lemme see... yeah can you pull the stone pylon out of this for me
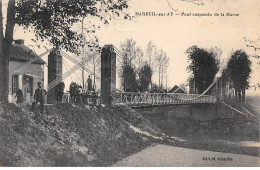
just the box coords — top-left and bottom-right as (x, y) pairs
(101, 45), (116, 106)
(47, 47), (62, 104)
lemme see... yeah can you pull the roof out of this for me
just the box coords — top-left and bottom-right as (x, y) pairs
(9, 44), (46, 64)
(168, 85), (185, 93)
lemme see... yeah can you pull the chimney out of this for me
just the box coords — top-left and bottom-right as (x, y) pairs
(14, 39), (24, 45)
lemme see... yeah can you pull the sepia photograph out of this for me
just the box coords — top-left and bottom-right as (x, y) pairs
(0, 0), (260, 167)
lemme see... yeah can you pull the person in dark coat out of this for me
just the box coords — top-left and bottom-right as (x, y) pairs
(87, 75), (93, 91)
(55, 82), (65, 103)
(15, 88), (23, 106)
(69, 82), (78, 103)
(34, 82), (47, 114)
(92, 91), (98, 105)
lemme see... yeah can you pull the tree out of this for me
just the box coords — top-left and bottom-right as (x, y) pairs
(160, 52), (169, 88)
(0, 0), (130, 103)
(179, 83), (188, 93)
(227, 50), (251, 102)
(186, 45), (220, 94)
(119, 38), (143, 91)
(144, 41), (157, 89)
(155, 49), (164, 88)
(145, 41), (156, 67)
(154, 49), (169, 89)
(135, 47), (144, 71)
(0, 0), (15, 103)
(122, 64), (138, 92)
(120, 38), (143, 68)
(84, 51), (100, 91)
(243, 37), (260, 90)
(139, 63), (152, 92)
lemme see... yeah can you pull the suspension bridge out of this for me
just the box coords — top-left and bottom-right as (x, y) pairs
(10, 43), (223, 107)
(56, 44), (219, 106)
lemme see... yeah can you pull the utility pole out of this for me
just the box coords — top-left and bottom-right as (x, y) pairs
(93, 54), (96, 91)
(81, 18), (85, 89)
(192, 65), (196, 94)
(166, 75), (168, 92)
(194, 65), (196, 94)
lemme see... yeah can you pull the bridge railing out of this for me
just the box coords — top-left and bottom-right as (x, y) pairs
(115, 92), (217, 105)
(61, 92), (217, 105)
(62, 93), (70, 103)
(61, 92), (101, 104)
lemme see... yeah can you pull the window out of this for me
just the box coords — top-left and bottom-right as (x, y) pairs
(12, 75), (18, 94)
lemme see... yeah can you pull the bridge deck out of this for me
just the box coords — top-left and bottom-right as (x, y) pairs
(61, 92), (217, 106)
(115, 92), (217, 105)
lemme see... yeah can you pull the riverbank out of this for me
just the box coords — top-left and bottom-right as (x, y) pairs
(1, 101), (259, 166)
(0, 103), (162, 166)
(138, 102), (260, 157)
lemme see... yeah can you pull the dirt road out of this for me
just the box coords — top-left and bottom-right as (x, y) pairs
(113, 144), (260, 167)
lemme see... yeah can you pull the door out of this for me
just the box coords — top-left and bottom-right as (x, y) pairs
(24, 75), (33, 102)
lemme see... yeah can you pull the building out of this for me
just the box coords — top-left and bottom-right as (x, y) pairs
(188, 75), (235, 101)
(213, 76), (235, 101)
(9, 39), (45, 103)
(168, 85), (186, 93)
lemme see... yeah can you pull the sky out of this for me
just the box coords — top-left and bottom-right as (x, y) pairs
(4, 0), (260, 94)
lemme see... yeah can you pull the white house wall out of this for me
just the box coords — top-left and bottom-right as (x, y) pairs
(9, 61), (44, 103)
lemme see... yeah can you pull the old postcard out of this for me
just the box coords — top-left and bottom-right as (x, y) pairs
(0, 0), (259, 167)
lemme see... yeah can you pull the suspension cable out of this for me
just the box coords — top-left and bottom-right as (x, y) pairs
(62, 58), (74, 82)
(46, 51), (99, 91)
(112, 45), (219, 101)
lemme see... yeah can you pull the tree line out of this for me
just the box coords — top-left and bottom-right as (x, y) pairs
(186, 45), (251, 102)
(119, 39), (169, 92)
(119, 40), (252, 103)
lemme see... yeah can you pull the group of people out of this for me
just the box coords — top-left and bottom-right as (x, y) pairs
(69, 81), (99, 104)
(15, 82), (47, 114)
(14, 77), (98, 113)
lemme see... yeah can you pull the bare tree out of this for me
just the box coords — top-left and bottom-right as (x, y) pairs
(135, 47), (144, 71)
(161, 52), (169, 89)
(243, 37), (260, 90)
(120, 38), (143, 68)
(85, 51), (100, 91)
(154, 49), (169, 89)
(145, 41), (156, 67)
(155, 49), (164, 88)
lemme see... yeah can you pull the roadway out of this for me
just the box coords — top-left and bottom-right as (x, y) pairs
(113, 144), (260, 167)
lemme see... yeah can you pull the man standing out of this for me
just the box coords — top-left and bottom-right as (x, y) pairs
(87, 75), (93, 91)
(34, 82), (47, 114)
(55, 82), (65, 103)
